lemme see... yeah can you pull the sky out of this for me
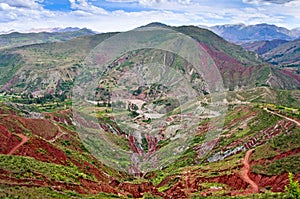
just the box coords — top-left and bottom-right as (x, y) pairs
(0, 0), (299, 33)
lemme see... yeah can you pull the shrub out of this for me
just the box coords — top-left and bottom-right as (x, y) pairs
(285, 172), (300, 199)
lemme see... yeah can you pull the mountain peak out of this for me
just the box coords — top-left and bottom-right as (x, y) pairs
(50, 27), (81, 33)
(208, 23), (300, 43)
(141, 22), (168, 28)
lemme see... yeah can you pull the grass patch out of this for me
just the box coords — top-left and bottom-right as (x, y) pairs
(252, 128), (300, 161)
(252, 153), (300, 176)
(0, 185), (123, 199)
(0, 155), (94, 183)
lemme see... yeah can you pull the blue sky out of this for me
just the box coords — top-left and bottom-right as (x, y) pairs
(0, 0), (299, 33)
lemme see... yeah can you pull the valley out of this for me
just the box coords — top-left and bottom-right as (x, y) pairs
(0, 23), (299, 199)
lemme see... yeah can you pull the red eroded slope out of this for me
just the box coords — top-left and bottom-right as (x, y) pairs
(198, 42), (271, 90)
(0, 124), (20, 154)
(281, 69), (300, 83)
(7, 134), (29, 155)
(17, 117), (59, 140)
(249, 148), (300, 192)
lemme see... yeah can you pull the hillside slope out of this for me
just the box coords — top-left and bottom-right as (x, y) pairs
(0, 23), (300, 199)
(242, 39), (288, 55)
(262, 39), (300, 67)
(175, 26), (299, 90)
(0, 96), (299, 198)
(0, 32), (117, 95)
(0, 28), (96, 50)
(1, 24), (299, 99)
(209, 23), (299, 43)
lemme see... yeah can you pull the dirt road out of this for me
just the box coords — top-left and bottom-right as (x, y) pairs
(48, 132), (66, 143)
(241, 149), (259, 193)
(264, 108), (300, 127)
(8, 134), (29, 155)
(48, 123), (66, 143)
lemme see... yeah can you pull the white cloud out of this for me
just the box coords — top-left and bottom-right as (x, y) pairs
(0, 0), (43, 9)
(0, 3), (12, 11)
(243, 0), (295, 4)
(69, 0), (108, 14)
(272, 0), (300, 20)
(0, 2), (45, 23)
(106, 0), (137, 2)
(106, 0), (191, 6)
(178, 0), (190, 5)
(137, 0), (193, 7)
(0, 0), (299, 33)
(138, 0), (167, 6)
(241, 0), (300, 27)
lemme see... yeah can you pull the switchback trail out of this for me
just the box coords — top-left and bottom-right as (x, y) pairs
(263, 108), (300, 127)
(48, 132), (66, 143)
(8, 134), (29, 155)
(241, 149), (259, 193)
(48, 123), (66, 143)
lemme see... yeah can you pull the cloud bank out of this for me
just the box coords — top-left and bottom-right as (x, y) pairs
(0, 0), (298, 33)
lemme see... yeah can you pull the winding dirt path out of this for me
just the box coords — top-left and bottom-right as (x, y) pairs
(48, 132), (66, 143)
(8, 134), (29, 155)
(264, 108), (300, 127)
(241, 149), (259, 193)
(48, 123), (66, 143)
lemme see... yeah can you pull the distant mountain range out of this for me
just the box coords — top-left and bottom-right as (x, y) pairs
(202, 23), (300, 43)
(1, 23), (299, 99)
(200, 23), (300, 67)
(240, 38), (300, 68)
(0, 28), (96, 49)
(260, 39), (300, 67)
(47, 27), (82, 33)
(0, 27), (94, 34)
(242, 39), (288, 55)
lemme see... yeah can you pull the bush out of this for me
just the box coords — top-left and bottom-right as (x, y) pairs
(285, 172), (300, 199)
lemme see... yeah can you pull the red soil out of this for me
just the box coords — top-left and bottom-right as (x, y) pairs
(249, 148), (300, 192)
(118, 182), (165, 198)
(17, 117), (59, 140)
(198, 42), (257, 88)
(1, 107), (299, 198)
(1, 114), (61, 140)
(281, 69), (300, 83)
(7, 134), (29, 155)
(79, 178), (118, 195)
(0, 124), (19, 154)
(240, 149), (259, 194)
(14, 137), (70, 165)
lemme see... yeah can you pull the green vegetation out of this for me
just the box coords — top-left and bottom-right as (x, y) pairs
(0, 155), (95, 183)
(0, 29), (95, 50)
(285, 172), (300, 199)
(190, 192), (290, 198)
(252, 154), (300, 176)
(157, 177), (180, 192)
(252, 128), (300, 161)
(0, 185), (123, 199)
(0, 51), (24, 87)
(275, 90), (300, 108)
(142, 193), (164, 199)
(248, 108), (280, 132)
(175, 26), (261, 66)
(263, 39), (300, 68)
(0, 25), (300, 199)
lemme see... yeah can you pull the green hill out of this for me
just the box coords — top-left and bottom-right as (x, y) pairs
(1, 24), (299, 99)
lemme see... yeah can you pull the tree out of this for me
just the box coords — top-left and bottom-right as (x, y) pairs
(285, 172), (300, 199)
